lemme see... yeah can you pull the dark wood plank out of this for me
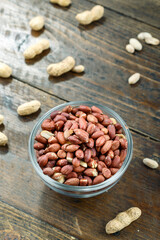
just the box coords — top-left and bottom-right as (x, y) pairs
(0, 79), (159, 239)
(0, 201), (78, 240)
(90, 0), (160, 28)
(0, 0), (160, 139)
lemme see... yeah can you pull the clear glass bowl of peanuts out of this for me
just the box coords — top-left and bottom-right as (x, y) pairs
(29, 101), (133, 198)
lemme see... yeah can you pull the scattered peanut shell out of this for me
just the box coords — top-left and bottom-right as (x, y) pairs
(105, 207), (141, 234)
(76, 5), (104, 25)
(40, 130), (54, 139)
(17, 100), (41, 116)
(29, 16), (45, 31)
(143, 158), (159, 169)
(128, 73), (140, 85)
(0, 132), (8, 146)
(126, 44), (135, 53)
(0, 114), (4, 125)
(0, 62), (12, 78)
(137, 32), (152, 40)
(129, 38), (142, 51)
(47, 56), (75, 76)
(72, 65), (85, 73)
(50, 0), (71, 7)
(145, 37), (159, 46)
(23, 39), (50, 59)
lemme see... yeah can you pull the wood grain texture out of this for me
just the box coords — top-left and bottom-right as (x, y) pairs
(0, 77), (159, 239)
(0, 0), (160, 139)
(0, 201), (78, 240)
(90, 0), (160, 28)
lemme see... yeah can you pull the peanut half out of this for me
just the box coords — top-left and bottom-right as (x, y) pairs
(128, 73), (140, 85)
(29, 16), (45, 31)
(143, 158), (159, 169)
(50, 0), (71, 7)
(17, 100), (41, 116)
(76, 5), (104, 25)
(105, 207), (142, 234)
(125, 44), (135, 54)
(0, 62), (12, 78)
(72, 65), (85, 73)
(129, 38), (142, 51)
(0, 114), (4, 125)
(0, 132), (8, 146)
(23, 39), (50, 59)
(47, 56), (75, 76)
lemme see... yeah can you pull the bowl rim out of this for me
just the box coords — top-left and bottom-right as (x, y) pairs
(29, 101), (133, 192)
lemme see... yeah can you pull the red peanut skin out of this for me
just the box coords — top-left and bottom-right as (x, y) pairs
(79, 179), (88, 186)
(75, 149), (84, 159)
(73, 166), (85, 173)
(84, 149), (92, 163)
(84, 176), (92, 185)
(87, 114), (98, 124)
(61, 112), (70, 118)
(66, 144), (80, 152)
(62, 105), (72, 113)
(97, 161), (106, 172)
(84, 168), (98, 177)
(78, 105), (91, 113)
(61, 165), (73, 175)
(43, 167), (54, 176)
(111, 140), (120, 151)
(88, 159), (97, 168)
(91, 148), (96, 158)
(102, 168), (111, 179)
(71, 107), (79, 114)
(39, 155), (48, 168)
(55, 120), (64, 130)
(115, 123), (122, 130)
(72, 157), (80, 167)
(54, 114), (67, 123)
(101, 127), (109, 134)
(41, 119), (55, 131)
(110, 168), (119, 175)
(64, 178), (80, 186)
(120, 149), (127, 162)
(93, 175), (105, 185)
(57, 150), (66, 159)
(64, 120), (72, 131)
(48, 136), (58, 144)
(108, 125), (116, 139)
(68, 114), (77, 120)
(104, 156), (112, 167)
(57, 132), (66, 145)
(107, 149), (114, 159)
(35, 134), (47, 144)
(91, 131), (104, 139)
(87, 124), (96, 135)
(34, 142), (45, 150)
(102, 118), (112, 127)
(99, 155), (105, 161)
(111, 156), (121, 168)
(79, 117), (87, 130)
(46, 160), (56, 168)
(45, 143), (61, 153)
(74, 129), (89, 143)
(101, 140), (113, 154)
(52, 166), (61, 174)
(38, 149), (45, 156)
(91, 106), (103, 114)
(56, 159), (68, 166)
(114, 149), (120, 156)
(86, 138), (94, 148)
(92, 112), (104, 122)
(119, 138), (128, 149)
(68, 135), (82, 145)
(46, 152), (58, 160)
(96, 136), (106, 147)
(66, 172), (78, 179)
(50, 111), (61, 119)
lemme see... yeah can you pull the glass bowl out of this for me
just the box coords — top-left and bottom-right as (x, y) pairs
(29, 101), (133, 198)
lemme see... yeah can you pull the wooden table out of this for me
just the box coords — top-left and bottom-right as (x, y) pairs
(0, 0), (159, 239)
